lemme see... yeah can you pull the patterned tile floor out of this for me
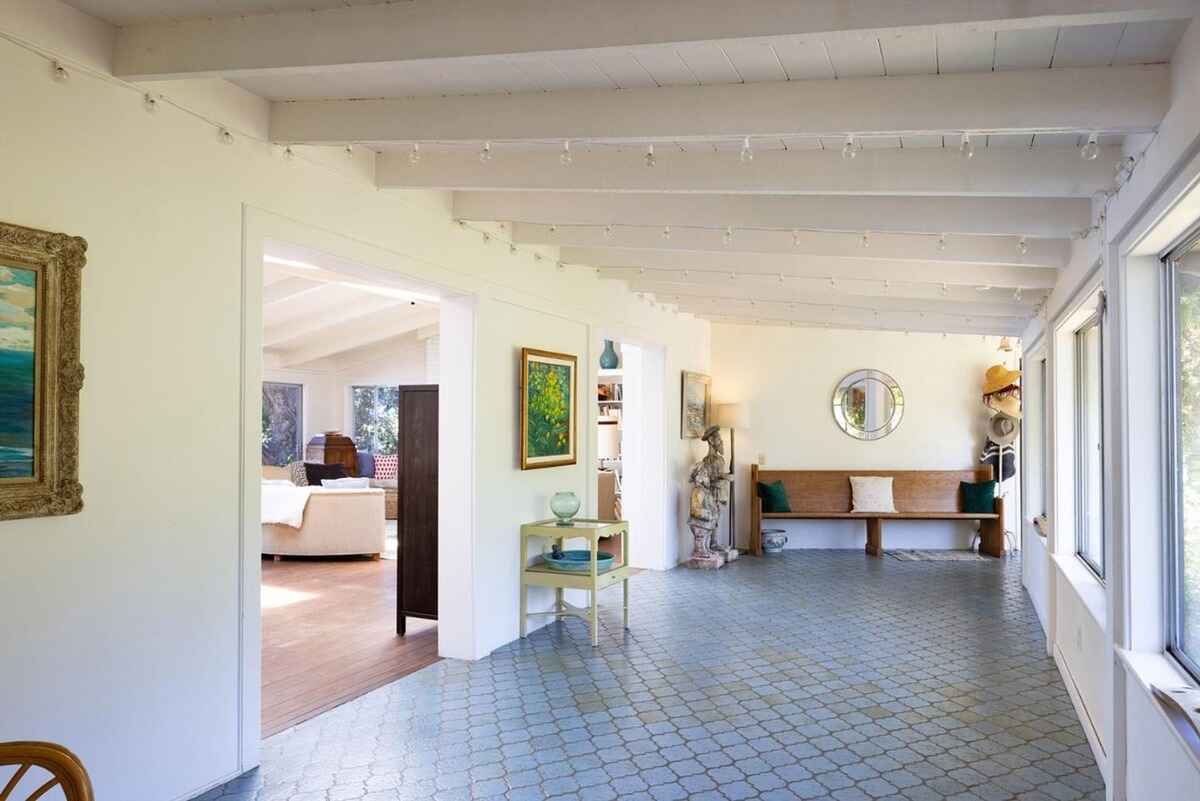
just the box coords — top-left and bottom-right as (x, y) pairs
(199, 551), (1105, 801)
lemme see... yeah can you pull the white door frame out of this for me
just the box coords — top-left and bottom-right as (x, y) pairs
(238, 207), (478, 772)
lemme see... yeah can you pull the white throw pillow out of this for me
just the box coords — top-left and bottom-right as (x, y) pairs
(850, 476), (897, 513)
(261, 479), (295, 486)
(321, 477), (371, 489)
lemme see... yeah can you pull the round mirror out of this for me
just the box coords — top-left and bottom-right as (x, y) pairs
(832, 369), (904, 441)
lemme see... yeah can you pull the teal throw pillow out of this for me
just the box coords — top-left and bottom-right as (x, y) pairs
(961, 480), (997, 513)
(757, 480), (792, 513)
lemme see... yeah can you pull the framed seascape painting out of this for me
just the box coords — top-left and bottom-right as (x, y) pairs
(681, 371), (712, 439)
(0, 221), (85, 521)
(520, 348), (577, 470)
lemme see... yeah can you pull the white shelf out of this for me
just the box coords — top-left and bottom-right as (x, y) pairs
(598, 369), (623, 383)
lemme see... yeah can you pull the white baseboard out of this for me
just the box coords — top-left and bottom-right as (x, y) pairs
(1054, 644), (1111, 786)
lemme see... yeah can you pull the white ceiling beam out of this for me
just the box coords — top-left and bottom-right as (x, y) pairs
(584, 255), (1057, 290)
(113, 0), (1194, 80)
(273, 65), (1166, 145)
(276, 307), (439, 368)
(379, 145), (1119, 198)
(626, 280), (1035, 317)
(512, 224), (1070, 268)
(262, 276), (324, 305)
(698, 311), (1027, 337)
(263, 296), (405, 348)
(456, 193), (1092, 238)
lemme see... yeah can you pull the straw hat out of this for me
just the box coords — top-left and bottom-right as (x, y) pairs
(987, 413), (1020, 446)
(982, 364), (1021, 396)
(985, 393), (1022, 420)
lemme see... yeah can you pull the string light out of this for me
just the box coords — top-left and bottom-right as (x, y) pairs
(645, 144), (656, 168)
(661, 224), (670, 240)
(479, 141), (493, 162)
(560, 140), (573, 166)
(722, 226), (734, 247)
(603, 224), (613, 239)
(548, 224), (557, 234)
(829, 276), (837, 289)
(940, 282), (949, 296)
(792, 230), (801, 248)
(143, 93), (159, 112)
(740, 136), (754, 163)
(682, 270), (690, 280)
(958, 133), (974, 160)
(219, 128), (235, 145)
(51, 61), (68, 81)
(282, 146), (296, 161)
(1014, 286), (1023, 301)
(841, 135), (859, 160)
(1080, 133), (1100, 161)
(778, 273), (785, 284)
(556, 261), (565, 272)
(937, 234), (947, 252)
(509, 244), (518, 256)
(860, 231), (870, 249)
(1017, 236), (1029, 257)
(344, 144), (354, 159)
(408, 143), (421, 165)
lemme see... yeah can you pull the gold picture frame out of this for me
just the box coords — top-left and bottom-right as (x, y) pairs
(681, 371), (712, 439)
(519, 347), (578, 470)
(0, 221), (85, 521)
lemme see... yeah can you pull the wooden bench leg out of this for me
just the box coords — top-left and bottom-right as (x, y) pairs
(979, 519), (1005, 557)
(865, 517), (883, 557)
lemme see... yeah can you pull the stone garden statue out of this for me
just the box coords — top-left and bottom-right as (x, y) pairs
(688, 425), (731, 569)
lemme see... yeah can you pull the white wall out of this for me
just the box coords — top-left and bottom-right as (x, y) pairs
(712, 325), (1018, 550)
(0, 18), (708, 801)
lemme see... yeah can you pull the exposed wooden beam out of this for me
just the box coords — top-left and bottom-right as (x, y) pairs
(273, 65), (1166, 144)
(264, 296), (404, 348)
(699, 312), (1027, 336)
(113, 0), (1193, 80)
(627, 280), (1034, 317)
(276, 307), (439, 367)
(585, 254), (1057, 290)
(456, 193), (1093, 238)
(262, 276), (324, 305)
(378, 144), (1119, 197)
(513, 223), (1071, 268)
(620, 276), (1044, 306)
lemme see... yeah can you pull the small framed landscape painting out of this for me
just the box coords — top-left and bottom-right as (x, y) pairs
(520, 347), (577, 470)
(0, 221), (85, 521)
(681, 371), (711, 439)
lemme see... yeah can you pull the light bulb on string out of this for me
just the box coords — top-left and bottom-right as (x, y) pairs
(722, 226), (734, 247)
(556, 261), (565, 272)
(408, 143), (421, 166)
(1014, 286), (1023, 302)
(739, 136), (754, 163)
(603, 224), (613, 239)
(937, 234), (947, 252)
(1017, 236), (1029, 257)
(282, 146), (296, 161)
(219, 128), (235, 145)
(778, 273), (785, 284)
(143, 93), (159, 112)
(792, 229), (801, 248)
(841, 135), (858, 160)
(644, 144), (656, 168)
(860, 231), (870, 249)
(661, 224), (670, 240)
(560, 140), (573, 166)
(51, 61), (68, 82)
(958, 133), (974, 159)
(344, 145), (355, 159)
(828, 276), (836, 289)
(509, 244), (518, 256)
(479, 141), (493, 162)
(1080, 133), (1100, 161)
(940, 282), (949, 296)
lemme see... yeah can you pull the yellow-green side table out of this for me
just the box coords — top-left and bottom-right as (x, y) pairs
(519, 518), (630, 647)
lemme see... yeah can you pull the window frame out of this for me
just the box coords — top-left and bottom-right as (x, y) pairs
(1164, 226), (1200, 681)
(1073, 312), (1106, 580)
(1040, 356), (1049, 520)
(350, 384), (400, 455)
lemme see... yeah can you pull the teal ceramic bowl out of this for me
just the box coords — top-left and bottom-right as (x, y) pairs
(543, 549), (615, 573)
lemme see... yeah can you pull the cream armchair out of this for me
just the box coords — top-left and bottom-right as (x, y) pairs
(261, 466), (386, 558)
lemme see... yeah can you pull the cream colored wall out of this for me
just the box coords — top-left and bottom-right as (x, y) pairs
(712, 324), (1018, 549)
(0, 36), (708, 801)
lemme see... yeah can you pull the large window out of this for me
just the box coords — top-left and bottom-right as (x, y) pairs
(262, 382), (303, 466)
(1074, 314), (1105, 578)
(1167, 231), (1200, 678)
(351, 385), (399, 455)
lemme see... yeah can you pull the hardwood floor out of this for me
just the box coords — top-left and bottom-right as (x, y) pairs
(261, 555), (439, 737)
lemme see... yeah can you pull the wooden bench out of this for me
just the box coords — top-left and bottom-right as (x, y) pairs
(749, 466), (1004, 557)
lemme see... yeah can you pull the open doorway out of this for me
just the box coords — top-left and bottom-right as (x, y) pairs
(257, 241), (441, 736)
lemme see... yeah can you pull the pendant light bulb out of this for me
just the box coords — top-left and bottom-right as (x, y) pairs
(1014, 286), (1023, 302)
(722, 226), (734, 247)
(860, 231), (870, 249)
(51, 61), (69, 82)
(941, 282), (949, 296)
(282, 146), (296, 161)
(560, 140), (573, 166)
(792, 229), (801, 248)
(739, 136), (753, 163)
(661, 224), (670, 240)
(603, 224), (613, 239)
(344, 144), (355, 159)
(644, 144), (656, 168)
(937, 233), (947, 252)
(219, 128), (235, 146)
(408, 143), (421, 166)
(143, 93), (159, 112)
(841, 135), (858, 160)
(958, 133), (974, 159)
(479, 141), (493, 162)
(1080, 133), (1100, 161)
(1017, 236), (1029, 257)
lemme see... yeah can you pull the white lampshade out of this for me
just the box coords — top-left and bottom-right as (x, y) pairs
(597, 418), (621, 460)
(715, 403), (750, 430)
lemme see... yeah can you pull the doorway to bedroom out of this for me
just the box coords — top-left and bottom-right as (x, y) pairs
(257, 240), (442, 736)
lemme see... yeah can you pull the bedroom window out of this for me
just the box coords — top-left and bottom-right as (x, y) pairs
(1166, 229), (1200, 679)
(1074, 313), (1105, 579)
(262, 382), (303, 466)
(351, 385), (399, 455)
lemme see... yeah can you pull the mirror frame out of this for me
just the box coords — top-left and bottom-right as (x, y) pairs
(831, 369), (904, 441)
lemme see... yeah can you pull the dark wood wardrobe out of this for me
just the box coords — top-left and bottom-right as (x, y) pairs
(396, 384), (438, 635)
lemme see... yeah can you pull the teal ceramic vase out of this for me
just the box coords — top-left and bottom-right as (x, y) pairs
(599, 340), (619, 370)
(550, 491), (582, 526)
